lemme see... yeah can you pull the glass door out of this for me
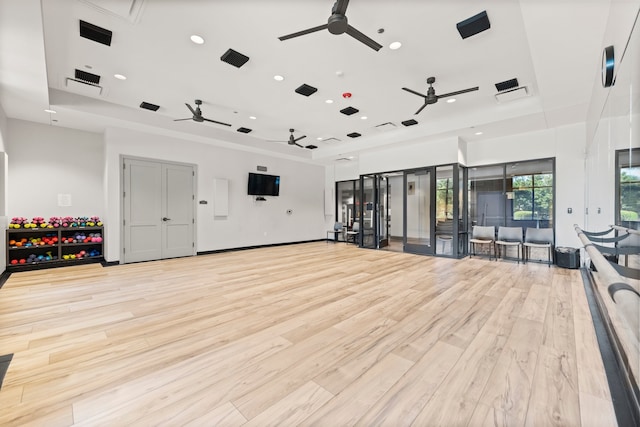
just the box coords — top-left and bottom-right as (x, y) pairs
(404, 169), (435, 255)
(378, 176), (389, 248)
(360, 175), (376, 248)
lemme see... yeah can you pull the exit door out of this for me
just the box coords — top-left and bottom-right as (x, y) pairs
(122, 158), (196, 263)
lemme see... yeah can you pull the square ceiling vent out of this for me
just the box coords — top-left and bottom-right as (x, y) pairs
(75, 69), (100, 85)
(401, 119), (418, 127)
(139, 101), (160, 111)
(495, 78), (519, 92)
(340, 106), (359, 116)
(220, 48), (250, 68)
(347, 132), (361, 138)
(79, 20), (113, 46)
(237, 127), (252, 133)
(305, 145), (318, 150)
(295, 84), (318, 97)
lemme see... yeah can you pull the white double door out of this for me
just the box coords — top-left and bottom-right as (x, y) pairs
(122, 158), (196, 263)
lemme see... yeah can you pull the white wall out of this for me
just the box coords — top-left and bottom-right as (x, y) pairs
(104, 127), (326, 262)
(6, 119), (105, 220)
(359, 137), (459, 174)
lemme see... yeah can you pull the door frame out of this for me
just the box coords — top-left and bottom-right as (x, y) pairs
(120, 155), (197, 264)
(403, 167), (436, 255)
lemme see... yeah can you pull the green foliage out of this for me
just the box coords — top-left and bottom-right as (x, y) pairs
(620, 210), (639, 221)
(514, 210), (532, 220)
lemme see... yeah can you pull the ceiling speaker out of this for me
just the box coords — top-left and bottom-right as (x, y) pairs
(456, 11), (490, 39)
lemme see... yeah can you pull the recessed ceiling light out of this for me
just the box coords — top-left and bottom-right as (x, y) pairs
(325, 99), (334, 104)
(44, 109), (56, 114)
(348, 156), (355, 159)
(389, 41), (402, 50)
(475, 131), (483, 135)
(249, 116), (257, 120)
(446, 98), (456, 103)
(361, 116), (368, 120)
(317, 137), (323, 140)
(190, 34), (205, 44)
(114, 74), (127, 80)
(273, 75), (284, 81)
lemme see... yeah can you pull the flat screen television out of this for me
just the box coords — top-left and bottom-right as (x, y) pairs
(247, 172), (280, 196)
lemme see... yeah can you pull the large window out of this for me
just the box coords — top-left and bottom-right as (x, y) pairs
(469, 158), (554, 230)
(512, 173), (553, 221)
(616, 148), (640, 227)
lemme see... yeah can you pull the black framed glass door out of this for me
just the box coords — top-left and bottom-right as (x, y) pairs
(404, 168), (435, 255)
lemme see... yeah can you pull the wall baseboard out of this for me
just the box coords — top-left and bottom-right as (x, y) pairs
(197, 239), (326, 256)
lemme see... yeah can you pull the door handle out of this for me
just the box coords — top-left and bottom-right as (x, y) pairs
(162, 217), (171, 221)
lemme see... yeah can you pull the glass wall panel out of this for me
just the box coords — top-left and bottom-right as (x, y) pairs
(616, 148), (640, 228)
(404, 169), (433, 254)
(336, 180), (355, 235)
(468, 165), (505, 228)
(435, 165), (454, 255)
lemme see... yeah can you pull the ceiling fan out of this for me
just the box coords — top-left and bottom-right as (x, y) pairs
(174, 99), (232, 126)
(402, 77), (479, 115)
(278, 0), (382, 51)
(270, 129), (314, 149)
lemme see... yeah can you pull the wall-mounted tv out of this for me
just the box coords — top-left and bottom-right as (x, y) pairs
(248, 172), (280, 196)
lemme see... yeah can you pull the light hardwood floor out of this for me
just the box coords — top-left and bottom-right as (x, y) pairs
(0, 242), (616, 426)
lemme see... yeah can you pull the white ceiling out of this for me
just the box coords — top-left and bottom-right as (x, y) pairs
(0, 0), (612, 165)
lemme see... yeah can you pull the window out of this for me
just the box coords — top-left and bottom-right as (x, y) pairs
(512, 173), (553, 221)
(616, 148), (640, 226)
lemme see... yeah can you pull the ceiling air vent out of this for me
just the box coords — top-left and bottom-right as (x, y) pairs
(347, 132), (361, 138)
(237, 127), (252, 133)
(375, 122), (397, 131)
(495, 86), (529, 103)
(340, 106), (359, 116)
(220, 48), (250, 68)
(321, 137), (341, 143)
(79, 20), (113, 46)
(305, 145), (318, 150)
(495, 78), (519, 92)
(401, 119), (418, 126)
(295, 84), (318, 97)
(139, 101), (160, 111)
(75, 69), (100, 85)
(65, 78), (102, 96)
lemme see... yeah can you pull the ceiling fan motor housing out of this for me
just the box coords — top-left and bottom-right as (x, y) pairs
(328, 14), (348, 34)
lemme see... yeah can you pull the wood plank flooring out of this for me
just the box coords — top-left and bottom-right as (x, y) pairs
(0, 242), (616, 426)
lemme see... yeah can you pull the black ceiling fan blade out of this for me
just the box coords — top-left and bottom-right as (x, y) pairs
(294, 135), (307, 143)
(185, 103), (197, 116)
(334, 0), (350, 15)
(174, 118), (193, 122)
(279, 24), (328, 41)
(415, 102), (428, 115)
(345, 25), (382, 51)
(402, 87), (427, 98)
(292, 142), (304, 148)
(437, 86), (479, 99)
(202, 118), (232, 127)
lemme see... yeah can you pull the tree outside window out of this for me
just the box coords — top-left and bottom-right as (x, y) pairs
(512, 173), (553, 220)
(620, 166), (640, 221)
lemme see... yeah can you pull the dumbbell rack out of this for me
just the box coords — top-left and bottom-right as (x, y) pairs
(6, 226), (104, 272)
